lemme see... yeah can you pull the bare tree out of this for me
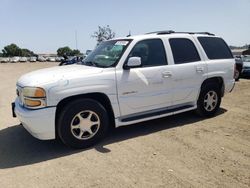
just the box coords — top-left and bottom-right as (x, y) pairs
(92, 25), (115, 45)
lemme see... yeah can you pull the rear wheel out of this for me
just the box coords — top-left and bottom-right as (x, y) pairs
(57, 99), (109, 148)
(196, 84), (221, 117)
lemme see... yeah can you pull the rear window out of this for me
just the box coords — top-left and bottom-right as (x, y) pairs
(169, 38), (201, 64)
(198, 37), (233, 60)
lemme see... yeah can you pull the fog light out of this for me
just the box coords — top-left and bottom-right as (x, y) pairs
(24, 99), (41, 107)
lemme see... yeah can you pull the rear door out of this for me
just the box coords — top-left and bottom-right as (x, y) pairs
(197, 36), (235, 83)
(167, 37), (207, 106)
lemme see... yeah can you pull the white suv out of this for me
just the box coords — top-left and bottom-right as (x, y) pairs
(13, 31), (235, 148)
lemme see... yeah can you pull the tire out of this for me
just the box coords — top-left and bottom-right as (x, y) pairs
(57, 98), (109, 148)
(196, 83), (221, 117)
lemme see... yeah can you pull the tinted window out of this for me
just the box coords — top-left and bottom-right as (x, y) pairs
(128, 39), (167, 67)
(169, 38), (201, 64)
(198, 37), (233, 59)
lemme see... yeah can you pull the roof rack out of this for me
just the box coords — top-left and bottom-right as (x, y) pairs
(175, 32), (215, 36)
(146, 30), (175, 35)
(146, 30), (215, 36)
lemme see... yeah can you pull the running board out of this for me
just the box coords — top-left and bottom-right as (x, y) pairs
(120, 104), (194, 122)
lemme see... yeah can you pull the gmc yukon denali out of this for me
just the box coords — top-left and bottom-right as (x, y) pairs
(12, 31), (236, 148)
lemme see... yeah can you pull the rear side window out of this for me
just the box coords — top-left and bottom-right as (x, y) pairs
(128, 39), (167, 67)
(198, 37), (233, 59)
(169, 38), (201, 64)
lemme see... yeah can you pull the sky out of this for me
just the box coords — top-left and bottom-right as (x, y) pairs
(0, 0), (250, 54)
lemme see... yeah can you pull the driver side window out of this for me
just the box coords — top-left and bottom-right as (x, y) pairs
(128, 39), (168, 67)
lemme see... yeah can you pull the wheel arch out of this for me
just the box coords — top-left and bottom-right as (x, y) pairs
(55, 92), (115, 137)
(201, 77), (225, 97)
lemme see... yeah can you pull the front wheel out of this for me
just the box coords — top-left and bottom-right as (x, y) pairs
(196, 84), (221, 117)
(57, 99), (109, 148)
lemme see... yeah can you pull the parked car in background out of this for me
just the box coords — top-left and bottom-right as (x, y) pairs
(0, 57), (10, 63)
(19, 57), (28, 63)
(234, 56), (243, 81)
(10, 56), (20, 63)
(241, 55), (250, 77)
(38, 56), (46, 62)
(55, 56), (64, 62)
(85, 50), (92, 56)
(48, 57), (56, 62)
(30, 57), (37, 62)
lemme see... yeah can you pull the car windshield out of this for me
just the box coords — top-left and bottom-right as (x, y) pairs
(242, 56), (250, 62)
(80, 39), (131, 68)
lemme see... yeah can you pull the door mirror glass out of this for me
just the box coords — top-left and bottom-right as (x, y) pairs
(126, 57), (142, 68)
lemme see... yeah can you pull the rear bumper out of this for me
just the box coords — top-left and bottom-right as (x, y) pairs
(14, 99), (56, 140)
(224, 79), (235, 93)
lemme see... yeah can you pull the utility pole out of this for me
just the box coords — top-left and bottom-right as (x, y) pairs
(75, 30), (78, 50)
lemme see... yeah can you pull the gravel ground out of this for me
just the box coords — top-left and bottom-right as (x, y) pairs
(0, 62), (249, 188)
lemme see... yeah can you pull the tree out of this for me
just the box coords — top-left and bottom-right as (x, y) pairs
(2, 43), (22, 57)
(71, 49), (81, 56)
(21, 48), (35, 57)
(1, 43), (36, 57)
(57, 46), (72, 56)
(57, 46), (81, 56)
(92, 25), (115, 45)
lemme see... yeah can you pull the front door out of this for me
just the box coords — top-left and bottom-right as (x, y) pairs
(116, 39), (173, 116)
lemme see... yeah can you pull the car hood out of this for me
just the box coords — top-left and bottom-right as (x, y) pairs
(17, 65), (104, 87)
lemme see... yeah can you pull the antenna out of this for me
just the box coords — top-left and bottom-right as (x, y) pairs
(127, 30), (131, 37)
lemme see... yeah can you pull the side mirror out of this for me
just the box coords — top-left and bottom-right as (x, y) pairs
(124, 57), (142, 69)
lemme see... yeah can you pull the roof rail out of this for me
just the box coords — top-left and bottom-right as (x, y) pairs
(146, 30), (215, 36)
(146, 30), (175, 35)
(174, 32), (215, 36)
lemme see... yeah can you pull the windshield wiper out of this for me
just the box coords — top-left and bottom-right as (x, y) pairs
(81, 61), (98, 67)
(81, 61), (107, 68)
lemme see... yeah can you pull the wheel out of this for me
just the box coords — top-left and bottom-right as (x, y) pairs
(57, 99), (109, 148)
(235, 69), (240, 81)
(196, 83), (221, 117)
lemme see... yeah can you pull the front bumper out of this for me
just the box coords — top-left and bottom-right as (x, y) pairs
(14, 99), (56, 140)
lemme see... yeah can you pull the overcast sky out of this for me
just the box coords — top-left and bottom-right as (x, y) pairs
(0, 0), (249, 53)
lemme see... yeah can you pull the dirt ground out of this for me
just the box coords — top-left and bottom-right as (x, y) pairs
(0, 62), (249, 188)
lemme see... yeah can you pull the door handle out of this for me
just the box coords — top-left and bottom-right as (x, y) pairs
(196, 67), (204, 73)
(162, 71), (172, 78)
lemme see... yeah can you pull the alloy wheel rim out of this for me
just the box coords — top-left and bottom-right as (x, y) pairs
(204, 91), (218, 112)
(70, 110), (100, 140)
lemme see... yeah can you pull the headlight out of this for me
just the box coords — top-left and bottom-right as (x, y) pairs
(23, 87), (46, 98)
(22, 87), (47, 109)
